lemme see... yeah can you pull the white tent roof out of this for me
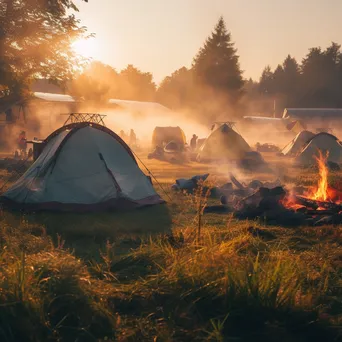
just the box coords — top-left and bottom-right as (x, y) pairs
(108, 99), (172, 115)
(281, 130), (315, 156)
(0, 123), (163, 211)
(295, 133), (342, 165)
(33, 92), (77, 103)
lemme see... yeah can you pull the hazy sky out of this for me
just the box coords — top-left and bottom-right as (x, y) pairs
(75, 0), (342, 84)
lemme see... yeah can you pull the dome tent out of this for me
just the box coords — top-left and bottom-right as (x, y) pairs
(197, 123), (251, 162)
(282, 130), (315, 156)
(295, 132), (342, 166)
(0, 123), (164, 211)
(151, 126), (186, 148)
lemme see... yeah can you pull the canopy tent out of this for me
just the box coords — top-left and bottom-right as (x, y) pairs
(151, 126), (186, 148)
(281, 130), (315, 156)
(197, 123), (251, 162)
(295, 132), (342, 166)
(0, 123), (164, 211)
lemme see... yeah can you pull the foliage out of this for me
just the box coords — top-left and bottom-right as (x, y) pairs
(0, 0), (88, 106)
(69, 62), (156, 102)
(156, 67), (194, 109)
(192, 17), (244, 100)
(157, 16), (244, 121)
(257, 43), (342, 115)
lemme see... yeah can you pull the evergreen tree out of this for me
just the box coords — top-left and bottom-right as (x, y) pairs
(300, 43), (342, 107)
(259, 66), (273, 95)
(192, 17), (244, 103)
(272, 65), (284, 94)
(281, 55), (300, 95)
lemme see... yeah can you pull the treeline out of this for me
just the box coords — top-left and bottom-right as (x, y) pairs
(71, 18), (342, 121)
(70, 17), (244, 123)
(1, 0), (342, 122)
(247, 43), (342, 116)
(69, 63), (156, 102)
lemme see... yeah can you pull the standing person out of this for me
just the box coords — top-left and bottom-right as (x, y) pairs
(129, 129), (137, 147)
(18, 130), (27, 157)
(120, 130), (127, 142)
(190, 134), (198, 151)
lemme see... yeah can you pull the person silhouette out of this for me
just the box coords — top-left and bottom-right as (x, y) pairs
(190, 134), (198, 151)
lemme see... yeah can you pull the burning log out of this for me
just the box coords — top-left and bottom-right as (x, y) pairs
(293, 195), (342, 212)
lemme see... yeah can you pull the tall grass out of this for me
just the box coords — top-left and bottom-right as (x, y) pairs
(0, 192), (341, 341)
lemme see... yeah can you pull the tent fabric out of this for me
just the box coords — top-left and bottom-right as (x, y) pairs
(164, 141), (182, 153)
(152, 126), (186, 147)
(286, 120), (307, 134)
(197, 124), (251, 162)
(295, 132), (342, 166)
(282, 130), (315, 156)
(0, 123), (164, 211)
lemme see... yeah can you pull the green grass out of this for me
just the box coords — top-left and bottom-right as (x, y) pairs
(0, 155), (341, 341)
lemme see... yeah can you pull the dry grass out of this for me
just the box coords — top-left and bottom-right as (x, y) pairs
(0, 154), (341, 341)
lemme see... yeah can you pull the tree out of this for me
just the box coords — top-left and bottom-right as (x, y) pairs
(192, 16), (244, 107)
(259, 66), (273, 95)
(0, 0), (88, 106)
(300, 43), (342, 107)
(69, 61), (119, 101)
(118, 65), (156, 101)
(157, 67), (193, 109)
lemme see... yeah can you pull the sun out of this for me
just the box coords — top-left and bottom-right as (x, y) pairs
(72, 37), (97, 58)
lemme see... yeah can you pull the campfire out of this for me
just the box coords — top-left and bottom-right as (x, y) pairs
(216, 150), (342, 226)
(284, 150), (342, 215)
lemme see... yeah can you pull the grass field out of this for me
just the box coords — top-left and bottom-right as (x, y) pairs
(0, 153), (341, 341)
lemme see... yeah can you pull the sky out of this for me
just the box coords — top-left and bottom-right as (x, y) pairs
(74, 0), (342, 85)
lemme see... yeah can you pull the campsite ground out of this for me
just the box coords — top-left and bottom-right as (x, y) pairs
(0, 152), (341, 341)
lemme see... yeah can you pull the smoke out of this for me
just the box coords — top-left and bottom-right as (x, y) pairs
(102, 107), (210, 148)
(236, 122), (296, 148)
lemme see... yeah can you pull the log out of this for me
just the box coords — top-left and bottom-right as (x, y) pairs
(294, 195), (342, 212)
(306, 210), (336, 216)
(229, 173), (245, 190)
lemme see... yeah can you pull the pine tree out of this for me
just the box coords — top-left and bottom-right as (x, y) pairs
(192, 17), (244, 102)
(259, 66), (274, 95)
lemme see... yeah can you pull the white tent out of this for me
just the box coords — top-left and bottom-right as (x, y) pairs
(281, 130), (315, 156)
(0, 123), (164, 211)
(295, 133), (342, 166)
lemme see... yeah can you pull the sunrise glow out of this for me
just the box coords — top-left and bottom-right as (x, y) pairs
(72, 37), (98, 58)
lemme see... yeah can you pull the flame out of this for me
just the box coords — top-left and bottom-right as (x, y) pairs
(311, 150), (330, 202)
(281, 150), (342, 211)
